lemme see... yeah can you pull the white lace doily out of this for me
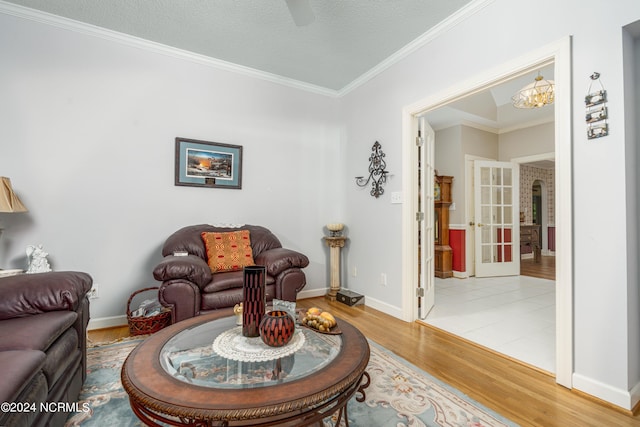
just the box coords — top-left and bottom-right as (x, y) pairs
(212, 326), (305, 362)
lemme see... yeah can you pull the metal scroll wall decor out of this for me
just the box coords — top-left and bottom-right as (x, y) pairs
(355, 141), (388, 198)
(586, 72), (608, 140)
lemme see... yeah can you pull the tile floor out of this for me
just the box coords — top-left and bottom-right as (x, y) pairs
(424, 275), (556, 373)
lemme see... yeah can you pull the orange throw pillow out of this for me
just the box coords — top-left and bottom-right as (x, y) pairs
(201, 230), (255, 273)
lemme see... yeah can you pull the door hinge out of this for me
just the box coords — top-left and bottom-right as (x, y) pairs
(416, 287), (425, 297)
(416, 211), (424, 221)
(415, 136), (424, 147)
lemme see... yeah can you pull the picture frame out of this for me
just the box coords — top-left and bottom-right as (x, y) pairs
(587, 122), (609, 140)
(585, 105), (607, 123)
(175, 137), (243, 189)
(585, 90), (607, 107)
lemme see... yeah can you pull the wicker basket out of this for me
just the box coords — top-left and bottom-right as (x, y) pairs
(126, 287), (171, 336)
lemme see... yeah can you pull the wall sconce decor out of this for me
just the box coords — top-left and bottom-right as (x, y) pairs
(355, 141), (388, 198)
(586, 72), (609, 140)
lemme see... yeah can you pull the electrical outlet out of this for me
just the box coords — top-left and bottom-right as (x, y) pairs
(88, 284), (99, 299)
(380, 273), (387, 286)
(352, 266), (357, 277)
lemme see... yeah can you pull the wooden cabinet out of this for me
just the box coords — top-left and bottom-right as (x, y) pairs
(520, 225), (541, 261)
(435, 175), (453, 278)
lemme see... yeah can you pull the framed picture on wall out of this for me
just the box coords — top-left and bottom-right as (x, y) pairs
(175, 137), (243, 189)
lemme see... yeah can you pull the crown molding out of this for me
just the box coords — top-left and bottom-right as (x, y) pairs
(0, 0), (493, 99)
(498, 115), (555, 134)
(0, 0), (340, 98)
(432, 114), (554, 135)
(337, 0), (495, 96)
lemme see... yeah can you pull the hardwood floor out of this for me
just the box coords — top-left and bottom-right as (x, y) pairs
(89, 297), (640, 426)
(87, 324), (131, 346)
(520, 255), (555, 281)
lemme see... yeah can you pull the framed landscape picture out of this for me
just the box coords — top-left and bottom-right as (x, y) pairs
(175, 137), (243, 189)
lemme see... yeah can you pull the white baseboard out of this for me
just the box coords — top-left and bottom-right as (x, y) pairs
(522, 252), (555, 259)
(298, 288), (404, 320)
(362, 295), (404, 320)
(573, 373), (639, 411)
(297, 288), (328, 299)
(453, 271), (469, 279)
(89, 289), (328, 331)
(88, 315), (127, 331)
(87, 287), (405, 330)
(631, 380), (640, 411)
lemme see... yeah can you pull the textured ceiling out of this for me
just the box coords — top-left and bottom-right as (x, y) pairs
(1, 0), (555, 138)
(2, 0), (474, 91)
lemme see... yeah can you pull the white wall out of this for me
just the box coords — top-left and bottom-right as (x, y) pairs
(435, 124), (500, 225)
(434, 127), (462, 223)
(341, 0), (640, 410)
(0, 12), (344, 321)
(460, 125), (499, 225)
(499, 122), (555, 160)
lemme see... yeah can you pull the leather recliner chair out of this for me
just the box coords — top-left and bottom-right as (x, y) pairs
(153, 224), (309, 323)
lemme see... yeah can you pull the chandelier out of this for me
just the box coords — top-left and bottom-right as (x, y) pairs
(511, 73), (555, 109)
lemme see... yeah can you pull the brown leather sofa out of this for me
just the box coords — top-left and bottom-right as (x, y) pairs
(0, 271), (92, 427)
(153, 224), (309, 323)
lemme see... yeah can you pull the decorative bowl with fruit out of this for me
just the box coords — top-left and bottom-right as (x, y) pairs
(301, 307), (340, 334)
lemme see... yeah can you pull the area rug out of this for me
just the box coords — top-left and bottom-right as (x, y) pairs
(65, 337), (518, 427)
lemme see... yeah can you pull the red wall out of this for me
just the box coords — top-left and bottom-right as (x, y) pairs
(449, 229), (466, 272)
(497, 228), (513, 262)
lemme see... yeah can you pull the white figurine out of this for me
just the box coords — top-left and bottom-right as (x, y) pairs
(26, 244), (52, 274)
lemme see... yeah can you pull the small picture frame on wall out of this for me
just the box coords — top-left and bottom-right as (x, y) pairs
(175, 137), (243, 189)
(585, 89), (606, 107)
(587, 123), (609, 140)
(585, 105), (607, 123)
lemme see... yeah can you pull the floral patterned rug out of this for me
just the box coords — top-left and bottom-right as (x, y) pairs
(65, 337), (518, 427)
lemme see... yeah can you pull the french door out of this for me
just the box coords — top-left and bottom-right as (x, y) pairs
(417, 118), (435, 319)
(473, 160), (520, 277)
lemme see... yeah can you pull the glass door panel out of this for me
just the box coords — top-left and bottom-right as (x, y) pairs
(474, 161), (520, 277)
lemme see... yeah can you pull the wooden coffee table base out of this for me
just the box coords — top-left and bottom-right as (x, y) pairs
(121, 312), (371, 427)
(128, 371), (370, 427)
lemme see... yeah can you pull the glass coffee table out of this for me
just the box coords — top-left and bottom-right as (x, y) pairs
(121, 311), (370, 426)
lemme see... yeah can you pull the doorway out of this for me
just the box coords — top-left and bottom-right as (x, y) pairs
(513, 153), (556, 280)
(532, 180), (543, 226)
(431, 155), (554, 373)
(401, 37), (573, 387)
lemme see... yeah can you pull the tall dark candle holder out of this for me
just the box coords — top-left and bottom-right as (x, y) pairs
(242, 265), (266, 337)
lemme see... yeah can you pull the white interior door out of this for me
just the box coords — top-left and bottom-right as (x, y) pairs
(417, 117), (435, 319)
(474, 160), (520, 277)
(465, 155), (492, 277)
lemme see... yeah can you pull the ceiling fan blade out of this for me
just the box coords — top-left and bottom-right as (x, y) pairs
(285, 0), (315, 26)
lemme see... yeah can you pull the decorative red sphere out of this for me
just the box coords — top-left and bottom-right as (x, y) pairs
(259, 310), (296, 347)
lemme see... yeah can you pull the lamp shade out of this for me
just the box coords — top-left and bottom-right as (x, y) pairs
(0, 177), (28, 213)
